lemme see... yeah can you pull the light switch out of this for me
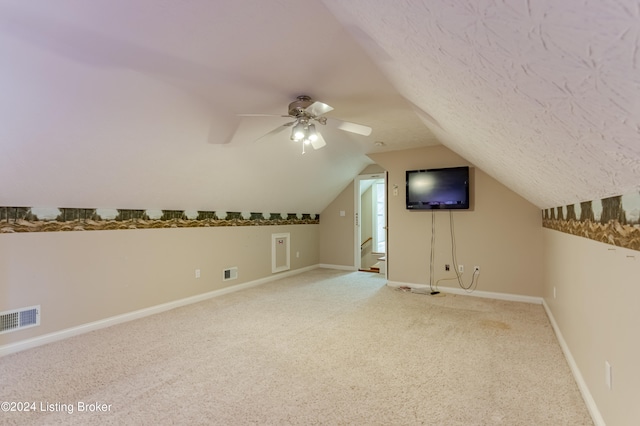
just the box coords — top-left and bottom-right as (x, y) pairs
(340, 210), (346, 217)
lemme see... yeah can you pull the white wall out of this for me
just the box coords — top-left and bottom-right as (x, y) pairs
(543, 229), (640, 426)
(0, 224), (319, 347)
(369, 146), (544, 296)
(319, 181), (355, 268)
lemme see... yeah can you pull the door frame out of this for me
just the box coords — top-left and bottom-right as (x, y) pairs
(354, 172), (387, 278)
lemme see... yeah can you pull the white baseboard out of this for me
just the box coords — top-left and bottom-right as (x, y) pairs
(0, 265), (319, 358)
(386, 281), (543, 304)
(318, 263), (357, 271)
(542, 300), (605, 426)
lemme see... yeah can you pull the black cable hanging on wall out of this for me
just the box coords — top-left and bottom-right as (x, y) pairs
(429, 212), (439, 295)
(449, 210), (479, 292)
(426, 211), (480, 295)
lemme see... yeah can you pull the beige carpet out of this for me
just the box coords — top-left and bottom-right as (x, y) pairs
(0, 269), (592, 425)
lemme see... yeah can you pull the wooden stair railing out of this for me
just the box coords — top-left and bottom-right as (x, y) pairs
(360, 237), (372, 250)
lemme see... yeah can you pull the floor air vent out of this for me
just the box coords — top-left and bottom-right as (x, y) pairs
(0, 305), (40, 335)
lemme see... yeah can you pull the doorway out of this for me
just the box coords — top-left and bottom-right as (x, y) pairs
(355, 173), (387, 275)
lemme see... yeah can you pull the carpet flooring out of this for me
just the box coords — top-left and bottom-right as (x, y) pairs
(0, 269), (593, 425)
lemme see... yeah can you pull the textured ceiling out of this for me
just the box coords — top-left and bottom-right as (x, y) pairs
(324, 0), (640, 208)
(1, 1), (638, 214)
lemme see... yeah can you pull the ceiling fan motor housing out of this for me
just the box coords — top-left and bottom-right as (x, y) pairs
(288, 95), (314, 117)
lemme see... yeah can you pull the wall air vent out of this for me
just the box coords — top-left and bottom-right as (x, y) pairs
(0, 305), (40, 334)
(223, 267), (238, 281)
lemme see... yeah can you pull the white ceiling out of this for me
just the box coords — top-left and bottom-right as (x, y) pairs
(1, 0), (638, 213)
(324, 0), (640, 208)
(0, 0), (437, 214)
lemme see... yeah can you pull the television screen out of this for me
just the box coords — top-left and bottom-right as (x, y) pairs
(406, 166), (470, 210)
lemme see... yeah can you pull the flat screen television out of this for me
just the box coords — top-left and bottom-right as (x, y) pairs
(406, 166), (470, 210)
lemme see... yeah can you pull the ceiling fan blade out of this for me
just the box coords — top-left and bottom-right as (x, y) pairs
(305, 101), (334, 118)
(310, 132), (327, 150)
(325, 117), (372, 136)
(238, 113), (291, 118)
(255, 122), (295, 142)
(227, 115), (294, 145)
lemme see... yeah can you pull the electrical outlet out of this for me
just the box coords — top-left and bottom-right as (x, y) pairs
(473, 266), (480, 273)
(195, 269), (201, 279)
(445, 264), (450, 271)
(458, 265), (464, 273)
(296, 251), (300, 258)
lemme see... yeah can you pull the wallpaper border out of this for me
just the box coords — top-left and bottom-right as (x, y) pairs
(542, 192), (640, 251)
(0, 207), (319, 234)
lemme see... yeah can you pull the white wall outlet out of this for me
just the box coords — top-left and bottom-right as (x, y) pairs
(296, 251), (300, 258)
(458, 265), (464, 273)
(195, 269), (201, 279)
(473, 266), (480, 273)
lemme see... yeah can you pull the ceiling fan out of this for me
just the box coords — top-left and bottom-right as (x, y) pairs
(239, 95), (373, 154)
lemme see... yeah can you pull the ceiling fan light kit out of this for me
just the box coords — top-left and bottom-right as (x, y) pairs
(290, 120), (318, 141)
(291, 120), (306, 141)
(239, 95), (372, 154)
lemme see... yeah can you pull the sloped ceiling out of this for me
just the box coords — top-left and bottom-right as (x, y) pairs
(0, 0), (437, 214)
(1, 1), (638, 214)
(324, 0), (640, 209)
